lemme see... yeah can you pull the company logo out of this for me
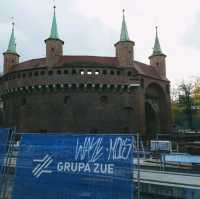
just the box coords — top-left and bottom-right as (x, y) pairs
(32, 154), (53, 178)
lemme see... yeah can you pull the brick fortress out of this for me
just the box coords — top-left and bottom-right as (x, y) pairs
(0, 8), (171, 139)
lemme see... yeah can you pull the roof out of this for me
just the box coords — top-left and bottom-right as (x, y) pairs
(11, 56), (168, 81)
(151, 27), (166, 57)
(120, 10), (130, 42)
(134, 61), (168, 81)
(6, 23), (17, 54)
(57, 56), (118, 67)
(12, 58), (47, 71)
(49, 6), (59, 40)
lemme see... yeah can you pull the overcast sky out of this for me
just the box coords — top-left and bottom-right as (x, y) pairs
(0, 0), (200, 86)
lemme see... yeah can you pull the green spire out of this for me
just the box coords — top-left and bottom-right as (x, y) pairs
(50, 6), (59, 39)
(152, 26), (163, 56)
(120, 9), (130, 42)
(7, 22), (16, 53)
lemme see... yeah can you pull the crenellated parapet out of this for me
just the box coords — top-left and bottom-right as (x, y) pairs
(0, 65), (140, 99)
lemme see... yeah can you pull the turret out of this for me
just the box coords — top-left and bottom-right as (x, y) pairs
(149, 27), (166, 77)
(45, 6), (64, 67)
(3, 22), (20, 74)
(115, 10), (135, 67)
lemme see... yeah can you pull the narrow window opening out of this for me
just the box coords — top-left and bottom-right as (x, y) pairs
(40, 71), (45, 75)
(102, 70), (107, 75)
(57, 70), (61, 75)
(100, 95), (108, 104)
(21, 98), (26, 106)
(80, 70), (85, 75)
(72, 69), (77, 75)
(95, 70), (100, 75)
(128, 71), (132, 76)
(110, 70), (114, 75)
(34, 71), (39, 76)
(87, 70), (92, 75)
(64, 96), (70, 104)
(64, 70), (68, 74)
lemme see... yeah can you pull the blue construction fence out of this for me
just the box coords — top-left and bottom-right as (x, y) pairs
(0, 128), (12, 189)
(162, 153), (200, 164)
(11, 134), (135, 199)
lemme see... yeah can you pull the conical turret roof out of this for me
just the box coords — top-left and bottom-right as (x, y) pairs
(120, 10), (130, 42)
(49, 6), (59, 39)
(7, 22), (17, 53)
(152, 26), (163, 56)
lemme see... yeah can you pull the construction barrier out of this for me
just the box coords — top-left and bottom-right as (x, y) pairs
(11, 134), (134, 199)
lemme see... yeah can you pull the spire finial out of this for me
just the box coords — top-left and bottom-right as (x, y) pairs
(120, 9), (130, 42)
(122, 9), (125, 20)
(11, 17), (15, 29)
(152, 26), (163, 56)
(53, 0), (56, 14)
(7, 17), (17, 53)
(53, 0), (56, 16)
(155, 26), (159, 38)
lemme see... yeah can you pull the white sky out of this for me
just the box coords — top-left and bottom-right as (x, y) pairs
(0, 0), (200, 86)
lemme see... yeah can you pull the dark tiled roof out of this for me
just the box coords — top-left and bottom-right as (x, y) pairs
(58, 56), (118, 67)
(12, 56), (168, 81)
(12, 58), (47, 71)
(134, 61), (168, 81)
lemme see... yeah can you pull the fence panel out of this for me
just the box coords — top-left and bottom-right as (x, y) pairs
(12, 134), (134, 199)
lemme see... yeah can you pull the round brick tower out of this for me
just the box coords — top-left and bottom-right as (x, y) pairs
(0, 10), (171, 138)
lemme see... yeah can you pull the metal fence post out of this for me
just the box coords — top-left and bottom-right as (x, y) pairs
(137, 133), (140, 199)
